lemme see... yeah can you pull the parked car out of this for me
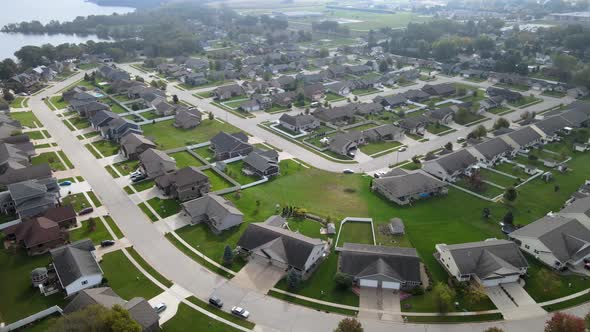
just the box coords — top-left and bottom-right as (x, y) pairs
(398, 147), (407, 152)
(342, 169), (354, 174)
(59, 181), (72, 186)
(100, 240), (116, 247)
(231, 306), (249, 319)
(79, 207), (94, 215)
(131, 174), (148, 183)
(209, 296), (223, 308)
(584, 263), (590, 270)
(153, 303), (167, 314)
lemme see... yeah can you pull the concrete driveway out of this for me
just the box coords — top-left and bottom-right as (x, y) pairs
(230, 259), (286, 293)
(485, 283), (546, 320)
(359, 287), (402, 322)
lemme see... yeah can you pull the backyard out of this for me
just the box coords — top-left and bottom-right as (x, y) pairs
(169, 151), (206, 168)
(142, 119), (242, 150)
(203, 168), (234, 191)
(336, 221), (374, 247)
(223, 160), (259, 185)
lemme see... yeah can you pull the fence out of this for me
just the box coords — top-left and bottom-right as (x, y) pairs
(0, 306), (63, 332)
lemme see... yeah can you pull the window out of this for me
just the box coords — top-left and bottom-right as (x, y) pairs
(81, 280), (88, 285)
(524, 244), (530, 249)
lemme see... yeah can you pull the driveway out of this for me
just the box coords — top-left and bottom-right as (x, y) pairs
(485, 283), (546, 320)
(359, 287), (402, 322)
(230, 259), (286, 293)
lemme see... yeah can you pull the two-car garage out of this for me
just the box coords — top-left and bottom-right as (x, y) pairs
(359, 278), (401, 290)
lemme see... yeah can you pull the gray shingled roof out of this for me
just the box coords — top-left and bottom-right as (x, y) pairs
(374, 172), (446, 198)
(50, 239), (101, 286)
(534, 116), (570, 135)
(507, 126), (541, 147)
(561, 197), (590, 217)
(339, 243), (421, 283)
(473, 137), (513, 160)
(183, 193), (243, 220)
(430, 149), (478, 174)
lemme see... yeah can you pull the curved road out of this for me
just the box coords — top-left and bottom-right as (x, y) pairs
(28, 71), (586, 332)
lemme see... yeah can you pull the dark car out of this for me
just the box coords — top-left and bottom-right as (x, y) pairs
(208, 296), (223, 308)
(100, 240), (116, 247)
(78, 207), (94, 215)
(131, 175), (148, 183)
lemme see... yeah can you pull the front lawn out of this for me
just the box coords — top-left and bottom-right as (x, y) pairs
(69, 217), (112, 244)
(49, 96), (68, 109)
(203, 168), (234, 191)
(146, 197), (182, 218)
(169, 151), (205, 168)
(113, 159), (140, 176)
(336, 221), (374, 247)
(100, 250), (161, 300)
(359, 141), (402, 156)
(132, 179), (155, 192)
(524, 256), (590, 303)
(161, 303), (241, 332)
(324, 92), (346, 102)
(454, 112), (486, 126)
(352, 87), (379, 96)
(487, 106), (513, 115)
(10, 96), (28, 108)
(61, 193), (92, 212)
(90, 140), (120, 157)
(31, 152), (66, 171)
(11, 111), (39, 128)
(138, 202), (158, 221)
(224, 160), (259, 185)
(68, 116), (91, 130)
(142, 119), (243, 150)
(426, 123), (452, 135)
(510, 96), (542, 108)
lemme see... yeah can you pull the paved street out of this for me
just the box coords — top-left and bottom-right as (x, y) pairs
(26, 70), (590, 332)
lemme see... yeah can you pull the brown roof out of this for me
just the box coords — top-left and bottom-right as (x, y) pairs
(41, 206), (77, 224)
(4, 217), (62, 248)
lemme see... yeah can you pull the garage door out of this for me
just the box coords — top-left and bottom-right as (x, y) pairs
(381, 281), (400, 290)
(359, 279), (378, 288)
(482, 275), (520, 287)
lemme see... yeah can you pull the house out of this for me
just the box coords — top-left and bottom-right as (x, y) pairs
(64, 287), (160, 332)
(435, 239), (528, 287)
(182, 194), (244, 233)
(237, 217), (326, 278)
(328, 131), (365, 157)
(174, 109), (202, 129)
(239, 100), (262, 112)
(279, 114), (320, 133)
(326, 65), (347, 78)
(422, 83), (456, 97)
(372, 171), (448, 206)
(423, 149), (478, 182)
(532, 116), (571, 141)
(325, 82), (350, 96)
(362, 124), (404, 142)
(70, 101), (111, 119)
(213, 84), (244, 101)
(243, 149), (280, 177)
(120, 133), (155, 160)
(428, 107), (455, 125)
(313, 106), (356, 126)
(347, 65), (372, 76)
(209, 132), (253, 161)
(0, 164), (52, 187)
(97, 65), (130, 82)
(0, 178), (60, 218)
(403, 89), (431, 102)
(138, 149), (176, 179)
(397, 116), (429, 136)
(509, 215), (590, 271)
(3, 217), (68, 256)
(155, 166), (210, 202)
(272, 91), (297, 107)
(470, 137), (514, 165)
(374, 94), (407, 108)
(100, 117), (143, 142)
(486, 87), (522, 103)
(302, 83), (325, 102)
(504, 126), (543, 152)
(40, 206), (77, 228)
(355, 102), (384, 116)
(50, 239), (103, 296)
(567, 87), (589, 99)
(338, 243), (422, 290)
(6, 73), (39, 93)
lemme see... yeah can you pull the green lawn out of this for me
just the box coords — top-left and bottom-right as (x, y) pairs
(336, 221), (374, 247)
(454, 112), (486, 126)
(495, 82), (530, 92)
(169, 151), (206, 168)
(105, 165), (120, 178)
(479, 168), (519, 188)
(27, 130), (46, 140)
(68, 116), (91, 130)
(0, 249), (67, 323)
(142, 119), (243, 150)
(324, 92), (345, 102)
(146, 197), (182, 218)
(524, 255), (590, 303)
(100, 250), (162, 300)
(455, 177), (504, 199)
(138, 202), (159, 221)
(292, 9), (430, 31)
(113, 159), (140, 176)
(69, 217), (112, 244)
(127, 247), (173, 288)
(61, 193), (92, 212)
(113, 94), (132, 102)
(542, 90), (566, 98)
(104, 216), (124, 239)
(10, 96), (28, 108)
(193, 146), (216, 162)
(161, 303), (241, 332)
(109, 103), (127, 114)
(49, 96), (68, 109)
(359, 141), (402, 156)
(185, 296), (255, 329)
(426, 123), (453, 135)
(11, 111), (39, 128)
(352, 87), (379, 96)
(510, 96), (542, 108)
(203, 168), (234, 191)
(132, 179), (155, 192)
(224, 160), (259, 185)
(87, 191), (102, 207)
(57, 151), (74, 169)
(31, 152), (66, 171)
(90, 140), (120, 157)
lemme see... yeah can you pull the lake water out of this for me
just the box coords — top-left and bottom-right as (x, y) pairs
(0, 0), (135, 60)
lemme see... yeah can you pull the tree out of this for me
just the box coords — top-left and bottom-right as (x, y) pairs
(287, 269), (301, 290)
(504, 186), (517, 202)
(333, 272), (353, 289)
(208, 112), (214, 120)
(48, 304), (141, 332)
(319, 48), (329, 58)
(503, 211), (514, 225)
(545, 312), (585, 332)
(2, 89), (14, 102)
(444, 142), (453, 151)
(222, 245), (234, 265)
(493, 117), (510, 130)
(378, 60), (388, 73)
(172, 95), (179, 104)
(87, 218), (97, 232)
(464, 283), (488, 307)
(334, 318), (363, 332)
(432, 282), (455, 313)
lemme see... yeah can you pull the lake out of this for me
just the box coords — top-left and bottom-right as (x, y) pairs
(0, 0), (135, 60)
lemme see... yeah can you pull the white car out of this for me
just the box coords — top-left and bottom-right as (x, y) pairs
(153, 302), (167, 314)
(398, 147), (407, 152)
(231, 306), (250, 318)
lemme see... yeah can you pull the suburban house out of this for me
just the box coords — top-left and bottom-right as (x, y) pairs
(422, 83), (456, 97)
(403, 89), (430, 102)
(509, 215), (590, 271)
(97, 65), (130, 82)
(372, 171), (448, 206)
(423, 149), (479, 182)
(302, 83), (325, 102)
(182, 194), (244, 234)
(92, 112), (142, 142)
(0, 178), (60, 218)
(532, 116), (571, 142)
(503, 126), (543, 152)
(271, 91), (296, 107)
(242, 149), (280, 178)
(338, 243), (422, 290)
(279, 113), (320, 133)
(374, 94), (407, 108)
(486, 87), (522, 103)
(3, 217), (68, 256)
(356, 102), (384, 116)
(237, 217), (326, 278)
(469, 137), (514, 165)
(64, 287), (160, 332)
(428, 107), (455, 125)
(0, 164), (52, 187)
(325, 82), (350, 96)
(155, 166), (210, 202)
(313, 106), (356, 126)
(362, 124), (404, 143)
(70, 101), (111, 118)
(435, 239), (529, 287)
(50, 239), (103, 296)
(174, 108), (202, 129)
(120, 133), (156, 160)
(138, 148), (177, 179)
(213, 84), (244, 101)
(329, 131), (365, 157)
(209, 132), (253, 161)
(397, 116), (429, 136)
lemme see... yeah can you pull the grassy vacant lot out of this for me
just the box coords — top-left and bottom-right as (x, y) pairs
(62, 193), (92, 212)
(147, 197), (182, 218)
(161, 303), (240, 332)
(293, 9), (430, 31)
(69, 218), (112, 244)
(0, 249), (67, 323)
(203, 169), (234, 191)
(31, 152), (66, 171)
(100, 250), (161, 300)
(11, 111), (39, 128)
(336, 221), (374, 247)
(169, 151), (205, 168)
(142, 119), (242, 150)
